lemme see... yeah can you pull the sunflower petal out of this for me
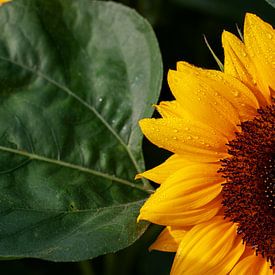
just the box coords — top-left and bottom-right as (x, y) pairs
(139, 198), (221, 227)
(168, 68), (240, 138)
(139, 117), (228, 162)
(176, 61), (259, 121)
(244, 13), (275, 101)
(171, 217), (245, 275)
(222, 31), (268, 106)
(138, 163), (223, 226)
(135, 154), (193, 184)
(149, 226), (187, 252)
(230, 255), (273, 275)
(155, 100), (188, 118)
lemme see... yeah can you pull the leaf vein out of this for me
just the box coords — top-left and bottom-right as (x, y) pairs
(0, 145), (151, 193)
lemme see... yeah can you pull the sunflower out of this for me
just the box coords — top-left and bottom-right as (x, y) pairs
(137, 13), (274, 274)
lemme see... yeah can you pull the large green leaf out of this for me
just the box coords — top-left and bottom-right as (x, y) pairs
(0, 0), (162, 261)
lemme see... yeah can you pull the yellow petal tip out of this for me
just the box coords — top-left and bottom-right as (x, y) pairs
(134, 173), (142, 180)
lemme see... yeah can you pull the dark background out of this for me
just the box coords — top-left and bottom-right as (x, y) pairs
(1, 0), (274, 274)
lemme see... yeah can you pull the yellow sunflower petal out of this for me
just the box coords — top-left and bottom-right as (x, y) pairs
(139, 117), (228, 162)
(135, 154), (193, 184)
(139, 198), (221, 227)
(167, 68), (240, 138)
(138, 163), (223, 226)
(244, 13), (275, 101)
(222, 31), (268, 106)
(176, 61), (259, 121)
(149, 226), (187, 252)
(155, 100), (188, 118)
(171, 217), (245, 275)
(230, 254), (273, 275)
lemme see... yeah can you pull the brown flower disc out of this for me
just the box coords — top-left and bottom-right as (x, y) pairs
(219, 104), (275, 267)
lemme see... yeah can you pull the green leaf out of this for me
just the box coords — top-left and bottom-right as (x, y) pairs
(265, 0), (275, 8)
(0, 0), (162, 261)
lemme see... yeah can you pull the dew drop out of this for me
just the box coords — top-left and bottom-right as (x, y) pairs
(267, 33), (272, 39)
(187, 136), (192, 140)
(242, 52), (247, 57)
(233, 91), (240, 97)
(173, 129), (179, 133)
(173, 136), (177, 140)
(98, 97), (103, 102)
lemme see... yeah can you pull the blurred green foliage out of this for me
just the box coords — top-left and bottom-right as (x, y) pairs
(1, 0), (274, 274)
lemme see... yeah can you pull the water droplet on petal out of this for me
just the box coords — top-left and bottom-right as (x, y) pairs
(233, 91), (240, 97)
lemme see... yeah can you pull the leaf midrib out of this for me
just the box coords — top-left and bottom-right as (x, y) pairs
(3, 199), (147, 214)
(0, 145), (151, 193)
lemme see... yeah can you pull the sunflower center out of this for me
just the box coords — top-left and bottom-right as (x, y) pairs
(219, 104), (275, 267)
